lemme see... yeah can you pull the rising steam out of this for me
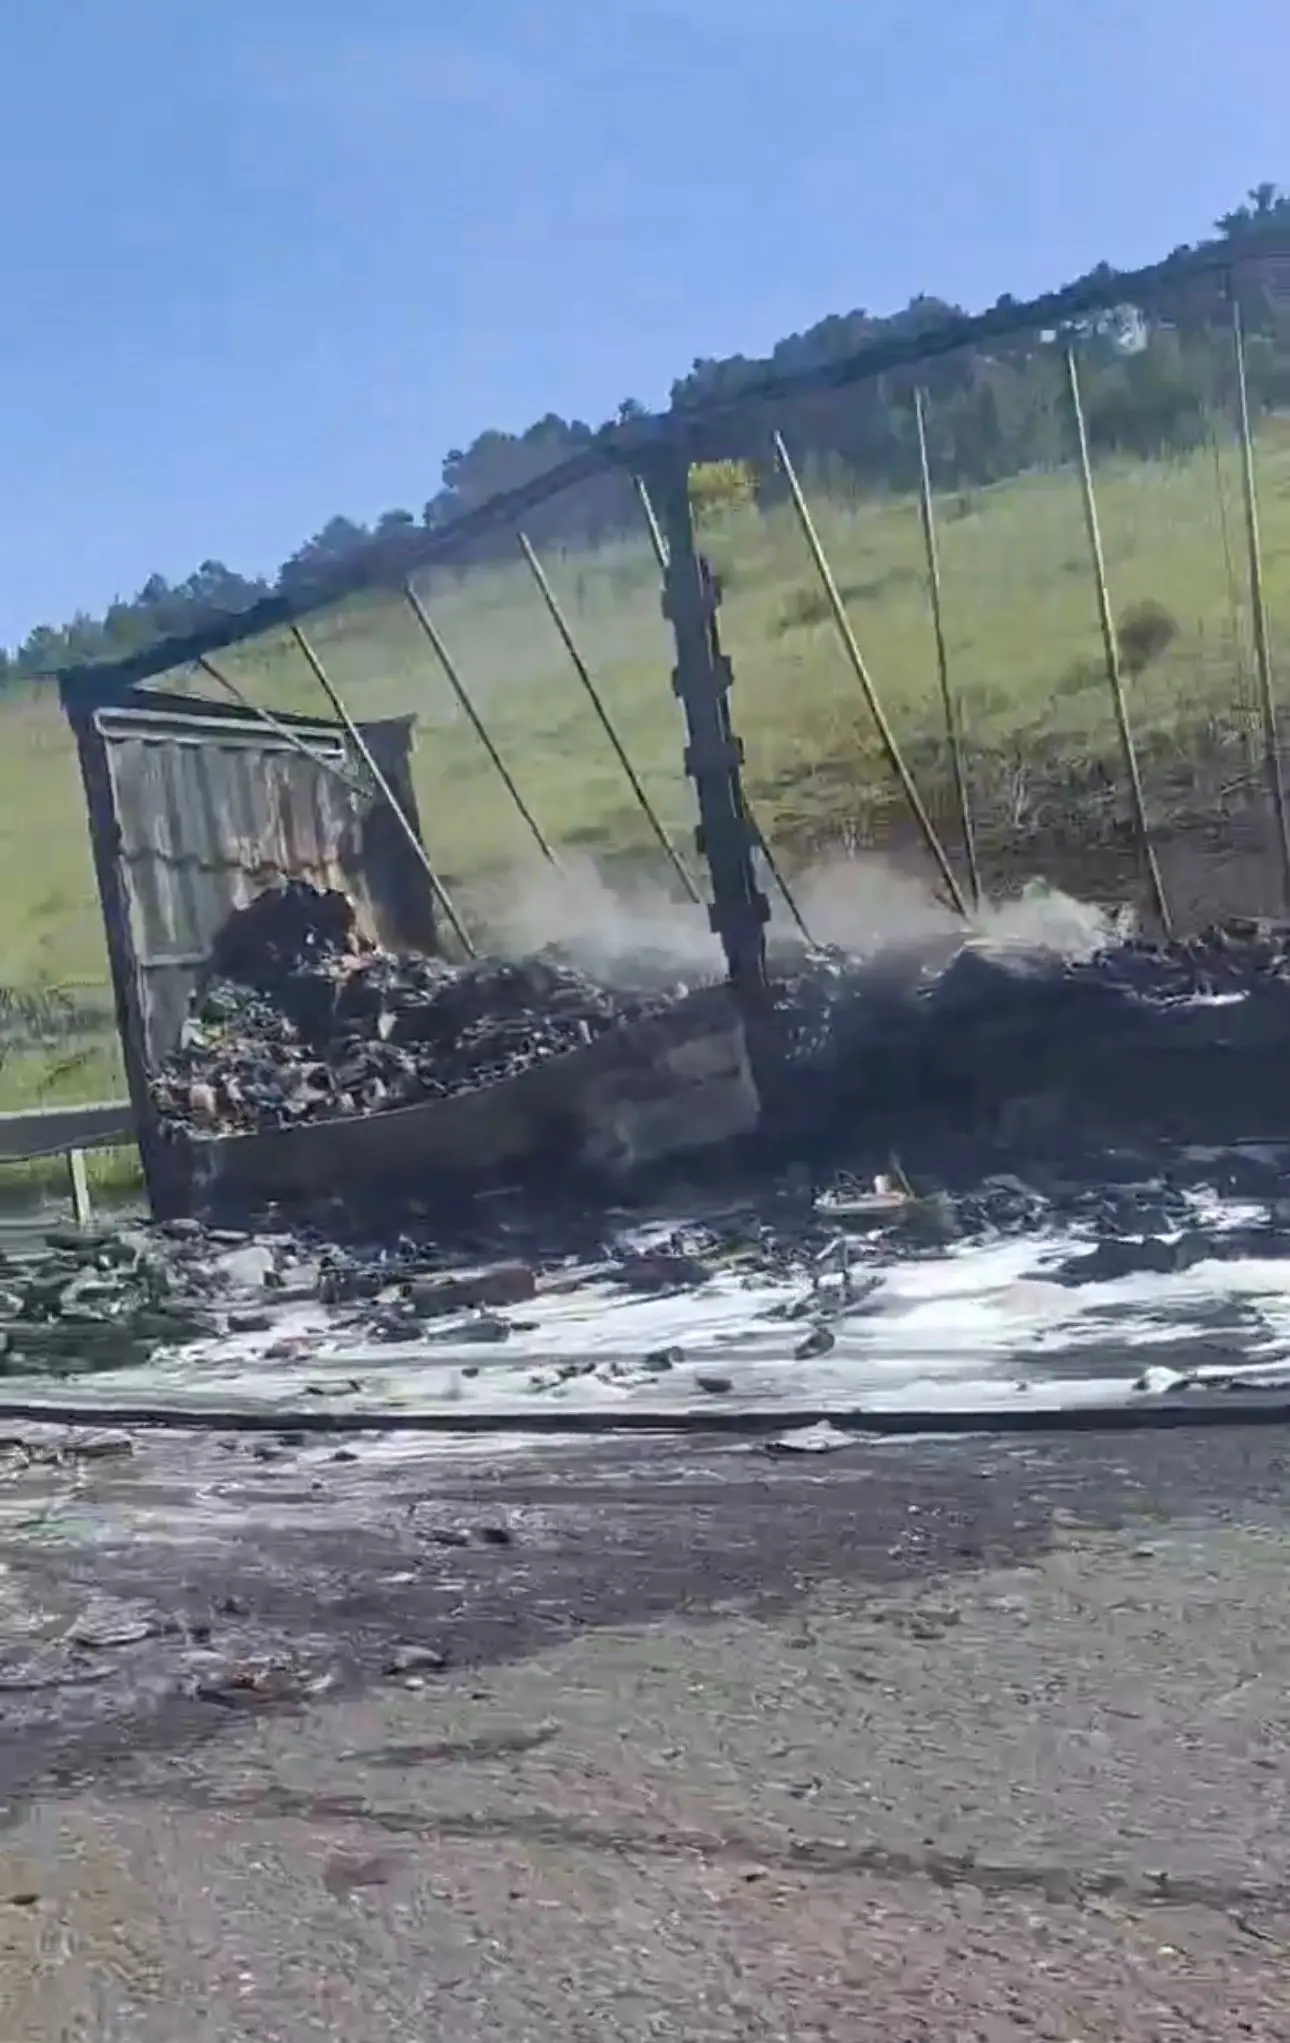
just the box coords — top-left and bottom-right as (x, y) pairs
(475, 849), (1131, 986)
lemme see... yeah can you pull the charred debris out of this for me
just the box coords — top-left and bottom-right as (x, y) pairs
(150, 877), (1290, 1188)
(151, 880), (682, 1140)
(7, 890), (1290, 1382)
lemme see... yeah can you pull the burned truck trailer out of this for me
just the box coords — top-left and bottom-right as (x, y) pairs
(54, 423), (788, 1222)
(57, 675), (760, 1220)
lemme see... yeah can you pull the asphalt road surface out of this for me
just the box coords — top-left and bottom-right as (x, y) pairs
(4, 1419), (1290, 2039)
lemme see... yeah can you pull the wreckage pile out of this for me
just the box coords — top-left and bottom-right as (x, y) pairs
(773, 916), (1290, 1161)
(151, 881), (1290, 1168)
(0, 1224), (224, 1376)
(152, 881), (676, 1139)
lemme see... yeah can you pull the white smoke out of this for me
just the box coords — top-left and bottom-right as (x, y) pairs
(784, 856), (1130, 965)
(476, 854), (722, 987)
(970, 880), (1136, 963)
(475, 848), (1131, 985)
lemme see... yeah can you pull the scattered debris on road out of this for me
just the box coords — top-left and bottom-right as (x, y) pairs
(0, 1227), (224, 1376)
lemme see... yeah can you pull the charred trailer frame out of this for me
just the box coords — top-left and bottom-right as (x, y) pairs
(57, 649), (762, 1225)
(58, 675), (439, 1217)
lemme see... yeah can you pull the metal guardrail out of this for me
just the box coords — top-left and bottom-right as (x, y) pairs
(0, 1100), (135, 1163)
(0, 1100), (136, 1226)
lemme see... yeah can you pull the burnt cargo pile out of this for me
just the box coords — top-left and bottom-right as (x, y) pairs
(150, 882), (1290, 1186)
(152, 882), (675, 1139)
(774, 917), (1290, 1163)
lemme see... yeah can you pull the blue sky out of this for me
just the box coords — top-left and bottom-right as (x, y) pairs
(0, 0), (1285, 648)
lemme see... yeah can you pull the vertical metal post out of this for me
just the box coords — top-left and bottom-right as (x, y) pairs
(633, 473), (815, 947)
(773, 432), (969, 918)
(402, 583), (559, 868)
(514, 533), (701, 902)
(1064, 351), (1173, 937)
(633, 472), (669, 569)
(646, 446), (771, 1017)
(66, 1146), (92, 1228)
(914, 391), (981, 906)
(63, 701), (186, 1220)
(1231, 289), (1290, 912)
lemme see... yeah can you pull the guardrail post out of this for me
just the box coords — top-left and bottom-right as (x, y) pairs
(66, 1148), (92, 1228)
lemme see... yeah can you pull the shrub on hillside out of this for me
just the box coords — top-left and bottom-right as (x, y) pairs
(1117, 599), (1179, 676)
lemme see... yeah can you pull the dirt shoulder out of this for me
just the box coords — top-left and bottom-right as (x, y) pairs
(4, 1425), (1290, 2038)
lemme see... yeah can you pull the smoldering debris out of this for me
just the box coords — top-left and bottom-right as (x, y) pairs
(152, 881), (683, 1139)
(774, 916), (1290, 1162)
(151, 873), (1290, 1180)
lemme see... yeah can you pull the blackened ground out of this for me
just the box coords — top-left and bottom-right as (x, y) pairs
(6, 1423), (1290, 2036)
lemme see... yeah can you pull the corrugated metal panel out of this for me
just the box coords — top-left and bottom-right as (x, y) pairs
(65, 690), (436, 1215)
(97, 703), (393, 1070)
